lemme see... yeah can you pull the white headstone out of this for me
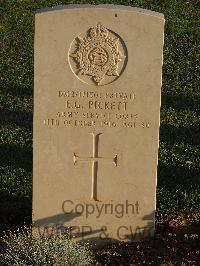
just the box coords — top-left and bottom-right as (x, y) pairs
(33, 4), (165, 246)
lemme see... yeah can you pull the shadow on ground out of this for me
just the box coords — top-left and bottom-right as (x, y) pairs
(95, 222), (200, 265)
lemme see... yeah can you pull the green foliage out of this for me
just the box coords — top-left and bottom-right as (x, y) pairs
(0, 226), (94, 266)
(0, 0), (200, 227)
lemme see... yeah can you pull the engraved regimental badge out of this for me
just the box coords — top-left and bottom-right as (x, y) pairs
(68, 23), (127, 86)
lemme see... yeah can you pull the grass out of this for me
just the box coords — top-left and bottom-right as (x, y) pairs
(0, 226), (94, 265)
(0, 0), (200, 263)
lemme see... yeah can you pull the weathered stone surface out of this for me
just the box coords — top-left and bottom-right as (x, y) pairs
(33, 4), (165, 246)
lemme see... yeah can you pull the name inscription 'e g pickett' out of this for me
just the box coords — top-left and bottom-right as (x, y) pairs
(66, 100), (128, 111)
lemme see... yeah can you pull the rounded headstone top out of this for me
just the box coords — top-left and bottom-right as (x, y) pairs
(36, 4), (164, 19)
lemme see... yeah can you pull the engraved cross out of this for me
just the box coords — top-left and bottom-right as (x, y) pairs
(73, 133), (118, 201)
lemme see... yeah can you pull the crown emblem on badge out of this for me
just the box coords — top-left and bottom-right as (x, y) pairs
(69, 23), (125, 86)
